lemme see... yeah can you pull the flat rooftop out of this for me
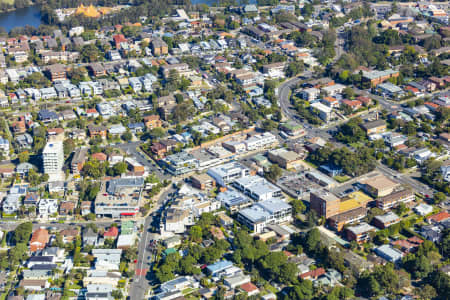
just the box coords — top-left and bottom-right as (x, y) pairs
(347, 222), (376, 235)
(95, 178), (143, 208)
(362, 173), (399, 191)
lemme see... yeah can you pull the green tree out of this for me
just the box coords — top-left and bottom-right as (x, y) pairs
(149, 127), (165, 140)
(10, 243), (28, 266)
(343, 87), (355, 99)
(415, 284), (437, 300)
(358, 264), (399, 297)
(82, 159), (107, 179)
(121, 131), (133, 142)
(265, 164), (283, 182)
(285, 61), (305, 77)
(12, 222), (32, 244)
(63, 139), (76, 156)
(81, 44), (101, 63)
(111, 290), (123, 300)
(18, 151), (30, 163)
(282, 280), (314, 300)
(189, 225), (203, 243)
(433, 192), (446, 204)
(403, 253), (433, 279)
(178, 255), (200, 275)
(112, 162), (128, 176)
(305, 228), (321, 252)
(291, 199), (306, 215)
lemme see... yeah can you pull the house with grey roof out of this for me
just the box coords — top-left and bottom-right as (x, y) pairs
(83, 227), (98, 246)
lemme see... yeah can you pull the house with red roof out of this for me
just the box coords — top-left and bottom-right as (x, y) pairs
(407, 236), (424, 245)
(427, 211), (450, 224)
(299, 267), (326, 280)
(30, 228), (49, 252)
(103, 226), (119, 239)
(391, 236), (423, 253)
(240, 282), (259, 297)
(391, 240), (417, 253)
(11, 117), (26, 133)
(92, 152), (107, 161)
(405, 86), (424, 97)
(150, 142), (167, 158)
(424, 102), (439, 111)
(321, 96), (339, 108)
(86, 108), (99, 118)
(341, 99), (362, 111)
(356, 96), (372, 106)
(113, 34), (127, 49)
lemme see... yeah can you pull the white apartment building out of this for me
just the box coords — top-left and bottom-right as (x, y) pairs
(233, 175), (282, 202)
(238, 199), (292, 233)
(244, 132), (277, 151)
(38, 198), (58, 218)
(42, 142), (64, 176)
(96, 102), (115, 118)
(207, 162), (250, 186)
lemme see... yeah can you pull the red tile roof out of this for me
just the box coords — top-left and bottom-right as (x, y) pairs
(427, 211), (450, 223)
(240, 282), (258, 293)
(104, 226), (119, 237)
(300, 267), (325, 279)
(86, 108), (98, 114)
(342, 99), (362, 107)
(407, 236), (424, 244)
(30, 228), (49, 252)
(48, 128), (64, 134)
(92, 152), (107, 161)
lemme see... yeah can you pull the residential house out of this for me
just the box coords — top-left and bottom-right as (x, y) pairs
(30, 228), (49, 252)
(59, 201), (75, 216)
(60, 228), (79, 243)
(83, 227), (98, 246)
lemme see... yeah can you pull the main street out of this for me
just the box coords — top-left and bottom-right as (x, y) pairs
(278, 76), (302, 124)
(128, 186), (175, 300)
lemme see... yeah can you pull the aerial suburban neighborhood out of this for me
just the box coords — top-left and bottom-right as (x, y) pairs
(0, 0), (447, 299)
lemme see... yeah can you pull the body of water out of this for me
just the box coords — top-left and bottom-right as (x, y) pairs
(0, 6), (41, 32)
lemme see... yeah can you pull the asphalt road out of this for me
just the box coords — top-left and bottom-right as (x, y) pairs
(128, 186), (175, 300)
(376, 163), (436, 196)
(278, 77), (303, 124)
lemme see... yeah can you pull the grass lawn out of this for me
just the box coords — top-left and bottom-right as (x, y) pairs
(67, 283), (82, 289)
(334, 175), (351, 183)
(182, 287), (196, 295)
